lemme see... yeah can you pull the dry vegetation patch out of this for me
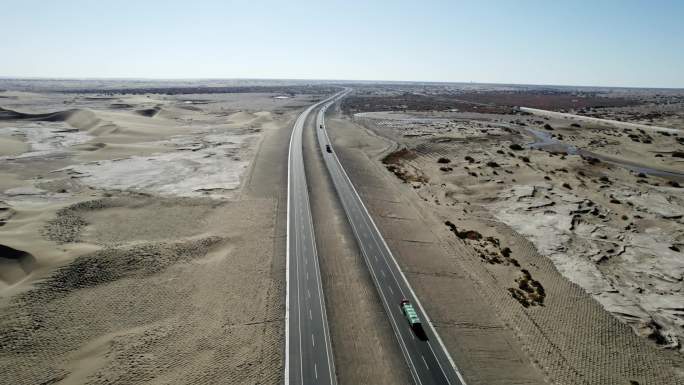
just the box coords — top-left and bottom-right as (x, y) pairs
(445, 220), (546, 307)
(382, 148), (428, 183)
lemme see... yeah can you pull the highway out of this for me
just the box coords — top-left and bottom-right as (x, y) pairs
(314, 91), (468, 385)
(285, 91), (345, 385)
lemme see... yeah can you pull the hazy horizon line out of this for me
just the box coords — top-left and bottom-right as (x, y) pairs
(1, 76), (683, 91)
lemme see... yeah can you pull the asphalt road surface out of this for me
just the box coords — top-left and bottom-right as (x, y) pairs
(315, 91), (468, 385)
(285, 91), (345, 385)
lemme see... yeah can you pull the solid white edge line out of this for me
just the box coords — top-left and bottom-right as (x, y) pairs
(285, 91), (344, 385)
(295, 107), (312, 385)
(428, 341), (452, 385)
(284, 98), (295, 385)
(295, 170), (304, 385)
(314, 95), (427, 385)
(321, 90), (468, 385)
(286, 100), (317, 385)
(306, 92), (345, 385)
(318, 127), (422, 385)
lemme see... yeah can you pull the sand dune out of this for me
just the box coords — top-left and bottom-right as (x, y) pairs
(0, 244), (36, 287)
(109, 103), (135, 109)
(91, 110), (186, 141)
(0, 106), (184, 143)
(0, 123), (93, 160)
(0, 107), (100, 130)
(134, 106), (162, 118)
(86, 123), (121, 136)
(0, 87), (318, 384)
(0, 135), (29, 156)
(226, 111), (258, 124)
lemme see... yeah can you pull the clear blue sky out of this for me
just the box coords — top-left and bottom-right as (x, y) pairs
(1, 0), (683, 88)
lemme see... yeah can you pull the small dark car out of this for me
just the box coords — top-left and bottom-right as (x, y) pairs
(325, 144), (332, 153)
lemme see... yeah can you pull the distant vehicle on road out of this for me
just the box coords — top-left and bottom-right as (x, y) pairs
(325, 144), (332, 153)
(320, 124), (323, 129)
(400, 299), (428, 340)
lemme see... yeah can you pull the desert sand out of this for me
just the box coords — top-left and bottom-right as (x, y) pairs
(2, 80), (684, 385)
(330, 85), (684, 384)
(0, 81), (329, 384)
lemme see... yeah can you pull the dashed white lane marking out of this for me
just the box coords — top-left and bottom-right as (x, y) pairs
(422, 355), (429, 369)
(381, 270), (386, 277)
(309, 309), (312, 320)
(307, 289), (311, 299)
(388, 286), (394, 295)
(314, 363), (318, 379)
(311, 334), (315, 347)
